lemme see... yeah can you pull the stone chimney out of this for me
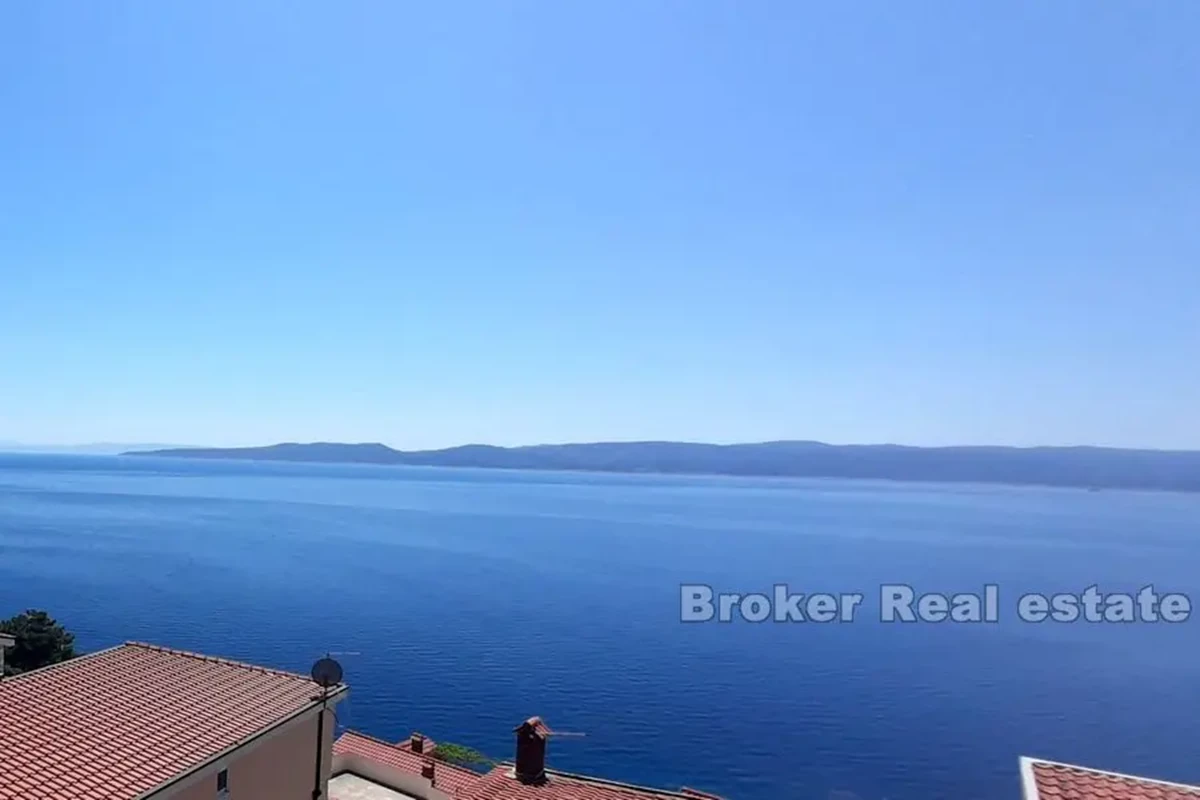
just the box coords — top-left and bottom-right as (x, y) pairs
(421, 761), (435, 782)
(514, 717), (549, 784)
(410, 733), (426, 754)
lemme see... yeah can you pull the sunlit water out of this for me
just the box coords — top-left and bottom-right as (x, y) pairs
(1, 453), (1198, 800)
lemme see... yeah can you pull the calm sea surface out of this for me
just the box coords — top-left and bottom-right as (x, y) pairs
(1, 454), (1198, 800)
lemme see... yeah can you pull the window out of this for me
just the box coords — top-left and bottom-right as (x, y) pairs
(217, 768), (229, 798)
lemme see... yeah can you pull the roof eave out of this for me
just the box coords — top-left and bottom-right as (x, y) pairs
(1019, 757), (1040, 800)
(1020, 756), (1200, 797)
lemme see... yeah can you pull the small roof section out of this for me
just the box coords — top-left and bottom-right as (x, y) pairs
(1022, 757), (1200, 800)
(335, 730), (484, 796)
(335, 729), (725, 800)
(459, 767), (725, 800)
(0, 641), (344, 800)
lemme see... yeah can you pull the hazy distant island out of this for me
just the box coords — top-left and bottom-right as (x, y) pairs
(1, 441), (189, 455)
(124, 441), (1200, 492)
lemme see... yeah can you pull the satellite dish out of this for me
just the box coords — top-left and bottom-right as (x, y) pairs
(310, 657), (344, 688)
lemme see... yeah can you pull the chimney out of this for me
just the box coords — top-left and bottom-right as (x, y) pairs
(421, 762), (435, 783)
(513, 717), (548, 784)
(410, 733), (426, 754)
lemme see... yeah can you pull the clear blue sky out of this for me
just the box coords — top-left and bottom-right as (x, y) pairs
(2, 2), (1197, 450)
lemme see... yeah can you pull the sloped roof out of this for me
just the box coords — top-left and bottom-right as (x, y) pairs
(459, 766), (724, 800)
(0, 642), (342, 800)
(334, 730), (485, 796)
(1022, 757), (1200, 800)
(335, 729), (725, 800)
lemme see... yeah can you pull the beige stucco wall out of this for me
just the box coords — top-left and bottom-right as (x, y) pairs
(163, 706), (337, 800)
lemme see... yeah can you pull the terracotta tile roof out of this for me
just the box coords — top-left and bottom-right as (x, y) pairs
(336, 730), (723, 800)
(458, 767), (726, 800)
(1022, 757), (1200, 800)
(334, 730), (484, 796)
(0, 641), (341, 800)
(337, 720), (724, 800)
(679, 790), (725, 800)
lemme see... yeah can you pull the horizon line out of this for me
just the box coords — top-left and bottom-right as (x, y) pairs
(6, 438), (1200, 455)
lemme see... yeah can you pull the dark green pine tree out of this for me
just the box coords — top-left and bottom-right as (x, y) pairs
(0, 609), (78, 676)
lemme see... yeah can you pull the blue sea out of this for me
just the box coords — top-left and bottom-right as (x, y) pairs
(2, 454), (1198, 800)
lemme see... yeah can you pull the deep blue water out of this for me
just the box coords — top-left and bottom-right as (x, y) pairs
(2, 454), (1199, 800)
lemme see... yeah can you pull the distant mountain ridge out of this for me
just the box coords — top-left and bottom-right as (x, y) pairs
(2, 442), (192, 455)
(124, 440), (1200, 492)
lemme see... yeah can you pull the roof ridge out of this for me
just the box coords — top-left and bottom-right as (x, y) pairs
(339, 729), (411, 749)
(122, 641), (320, 684)
(0, 642), (128, 682)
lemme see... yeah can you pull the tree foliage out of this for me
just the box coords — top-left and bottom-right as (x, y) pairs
(433, 742), (495, 771)
(0, 609), (77, 676)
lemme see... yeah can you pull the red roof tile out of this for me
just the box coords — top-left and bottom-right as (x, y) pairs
(335, 730), (484, 796)
(1023, 758), (1200, 800)
(459, 766), (726, 800)
(337, 723), (724, 800)
(0, 642), (340, 800)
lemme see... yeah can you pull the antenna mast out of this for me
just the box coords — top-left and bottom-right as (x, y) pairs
(309, 655), (344, 800)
